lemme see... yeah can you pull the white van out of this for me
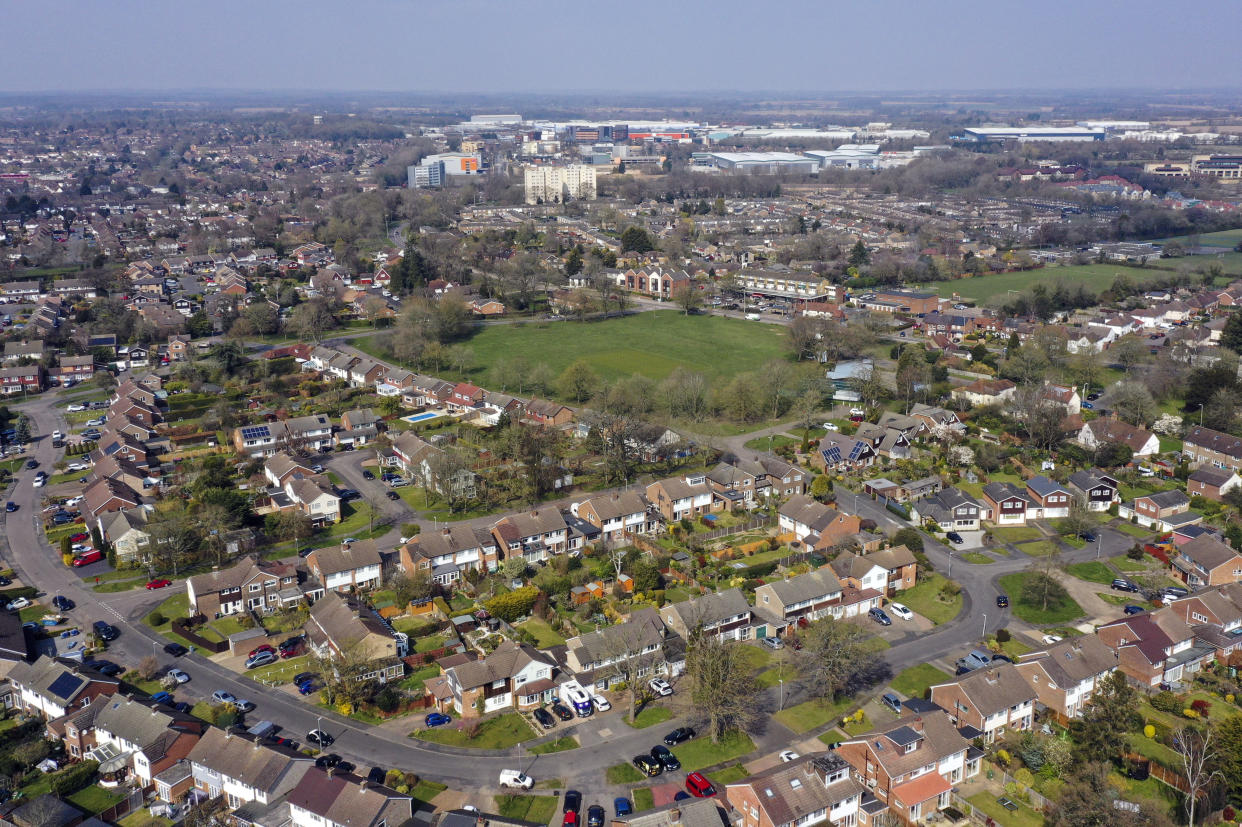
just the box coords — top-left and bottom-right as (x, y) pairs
(745, 313), (761, 321)
(499, 770), (533, 789)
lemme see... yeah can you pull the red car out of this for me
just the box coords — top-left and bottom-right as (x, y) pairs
(685, 772), (717, 798)
(249, 644), (276, 658)
(146, 579), (172, 590)
(69, 533), (89, 544)
(562, 813), (578, 827)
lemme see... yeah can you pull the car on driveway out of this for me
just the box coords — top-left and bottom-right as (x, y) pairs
(648, 677), (673, 696)
(3, 597), (28, 611)
(868, 607), (892, 626)
(212, 690), (238, 705)
(250, 644), (276, 658)
(632, 755), (662, 777)
(779, 750), (800, 762)
(1124, 605), (1146, 615)
(685, 772), (717, 798)
(551, 702), (574, 721)
(1111, 578), (1138, 592)
(246, 651), (277, 669)
(888, 603), (913, 621)
(1041, 634), (1063, 644)
(761, 636), (784, 650)
(533, 707), (556, 729)
(423, 714), (450, 729)
(278, 637), (303, 657)
(586, 805), (605, 827)
(93, 621), (119, 640)
(946, 531), (965, 544)
(68, 532), (89, 543)
(614, 798), (632, 818)
(146, 579), (172, 589)
(590, 693), (610, 711)
(663, 727), (695, 745)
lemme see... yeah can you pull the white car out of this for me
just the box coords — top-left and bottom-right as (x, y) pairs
(823, 422), (839, 431)
(888, 603), (913, 621)
(32, 475), (45, 488)
(5, 598), (30, 611)
(66, 405), (86, 413)
(1041, 634), (1063, 645)
(71, 543), (92, 553)
(779, 750), (800, 762)
(590, 693), (611, 711)
(66, 462), (89, 472)
(648, 678), (673, 697)
(51, 431), (63, 440)
(85, 418), (104, 427)
(167, 669), (191, 684)
(849, 407), (866, 416)
(64, 496), (84, 507)
(235, 699), (256, 712)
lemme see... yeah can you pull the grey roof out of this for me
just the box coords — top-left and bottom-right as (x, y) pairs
(1178, 535), (1242, 572)
(1141, 489), (1191, 509)
(933, 662), (1035, 717)
(1024, 475), (1068, 498)
(285, 768), (412, 827)
(566, 608), (665, 669)
(725, 756), (861, 826)
(1017, 634), (1117, 689)
(7, 657), (118, 705)
(662, 588), (751, 629)
(758, 568), (843, 608)
(187, 727), (311, 792)
(448, 640), (552, 690)
(310, 540), (381, 577)
(1189, 467), (1237, 487)
(614, 796), (728, 827)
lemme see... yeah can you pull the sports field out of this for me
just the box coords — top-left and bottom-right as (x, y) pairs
(931, 263), (1166, 303)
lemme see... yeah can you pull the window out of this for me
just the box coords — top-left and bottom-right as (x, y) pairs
(249, 583), (261, 592)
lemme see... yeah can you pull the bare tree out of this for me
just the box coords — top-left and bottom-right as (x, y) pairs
(1174, 726), (1222, 827)
(598, 620), (664, 724)
(684, 626), (762, 743)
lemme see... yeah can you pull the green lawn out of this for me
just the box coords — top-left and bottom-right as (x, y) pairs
(143, 592), (193, 647)
(817, 728), (847, 746)
(960, 552), (994, 564)
(1097, 592), (1134, 606)
(1065, 561), (1115, 585)
(625, 705), (673, 729)
(1019, 540), (1062, 557)
(998, 573), (1086, 625)
(494, 794), (558, 825)
(932, 263), (1168, 303)
(530, 736), (577, 755)
(991, 525), (1044, 543)
(68, 784), (126, 815)
(731, 643), (772, 672)
(411, 779), (448, 803)
(743, 434), (801, 452)
(890, 664), (952, 699)
(672, 730), (755, 771)
(607, 763), (645, 784)
(711, 764), (751, 784)
(517, 617), (566, 649)
(412, 713), (535, 748)
(1114, 556), (1149, 572)
(360, 310), (792, 389)
(774, 696), (855, 734)
(1116, 522), (1153, 539)
(248, 655), (310, 685)
(966, 792), (1044, 827)
(896, 573), (963, 625)
(633, 788), (655, 811)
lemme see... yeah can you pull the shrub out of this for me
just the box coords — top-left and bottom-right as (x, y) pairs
(995, 627), (1011, 644)
(1227, 693), (1236, 704)
(1191, 698), (1211, 717)
(50, 759), (99, 796)
(149, 611), (165, 627)
(996, 749), (1011, 767)
(1013, 768), (1034, 787)
(1182, 708), (1198, 719)
(1150, 690), (1180, 713)
(1143, 724), (1156, 738)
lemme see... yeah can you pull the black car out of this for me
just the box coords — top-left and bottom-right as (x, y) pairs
(533, 707), (556, 729)
(650, 745), (681, 771)
(386, 490), (400, 501)
(362, 470), (375, 480)
(946, 531), (965, 544)
(551, 702), (574, 721)
(95, 661), (123, 677)
(996, 594), (1009, 608)
(25, 460), (38, 470)
(164, 642), (189, 657)
(632, 755), (662, 777)
(563, 791), (582, 814)
(663, 727), (695, 746)
(52, 595), (74, 611)
(955, 664), (972, 676)
(315, 753), (342, 769)
(307, 729), (334, 746)
(1111, 578), (1138, 592)
(991, 654), (1013, 663)
(278, 636), (303, 656)
(0, 576), (11, 586)
(587, 805), (605, 827)
(338, 489), (361, 501)
(294, 672), (318, 686)
(93, 621), (119, 641)
(368, 767), (387, 784)
(173, 702), (193, 714)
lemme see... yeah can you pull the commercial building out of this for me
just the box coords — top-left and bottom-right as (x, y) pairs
(523, 164), (597, 204)
(692, 152), (820, 174)
(960, 127), (1105, 143)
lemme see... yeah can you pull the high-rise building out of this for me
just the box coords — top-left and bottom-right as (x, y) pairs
(523, 165), (597, 205)
(407, 160), (445, 189)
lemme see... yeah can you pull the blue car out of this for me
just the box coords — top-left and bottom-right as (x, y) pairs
(151, 691), (174, 706)
(1082, 402), (1094, 409)
(1124, 605), (1145, 615)
(614, 798), (632, 817)
(297, 681), (316, 695)
(425, 712), (452, 728)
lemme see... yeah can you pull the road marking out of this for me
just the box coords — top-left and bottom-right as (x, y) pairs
(99, 602), (125, 622)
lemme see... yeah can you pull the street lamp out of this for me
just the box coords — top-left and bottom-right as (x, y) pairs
(981, 613), (987, 638)
(778, 678), (785, 711)
(1095, 534), (1102, 560)
(946, 550), (953, 580)
(316, 715), (324, 738)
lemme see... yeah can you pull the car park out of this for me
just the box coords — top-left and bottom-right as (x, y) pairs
(167, 669), (190, 684)
(146, 579), (173, 589)
(648, 677), (673, 696)
(685, 772), (717, 798)
(996, 594), (1009, 608)
(93, 621), (119, 640)
(650, 745), (680, 771)
(533, 707), (556, 729)
(888, 603), (913, 621)
(868, 607), (891, 626)
(212, 690), (237, 705)
(632, 755), (661, 777)
(423, 714), (450, 729)
(663, 727), (695, 745)
(563, 791), (581, 814)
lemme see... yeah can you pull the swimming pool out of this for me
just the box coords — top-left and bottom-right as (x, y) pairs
(404, 411), (443, 424)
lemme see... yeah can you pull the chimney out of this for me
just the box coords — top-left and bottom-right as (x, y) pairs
(911, 717), (924, 733)
(342, 542), (351, 551)
(669, 809), (681, 826)
(442, 528), (451, 537)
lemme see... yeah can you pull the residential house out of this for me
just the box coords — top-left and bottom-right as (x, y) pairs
(981, 482), (1032, 526)
(307, 540), (382, 593)
(51, 355), (95, 386)
(167, 335), (190, 361)
(337, 408), (380, 447)
(1120, 489), (1195, 530)
(6, 658), (120, 718)
(263, 453), (315, 488)
(810, 432), (875, 473)
(59, 694), (204, 786)
(2, 340), (44, 363)
(347, 359), (386, 389)
(284, 475), (341, 527)
(0, 364), (44, 395)
(399, 525), (500, 585)
(909, 488), (988, 531)
(1166, 587), (1242, 664)
(1024, 475), (1073, 519)
(441, 640), (556, 717)
(564, 608), (678, 691)
(830, 546), (918, 596)
(1184, 425), (1242, 472)
(854, 424), (912, 460)
(83, 476), (142, 524)
(726, 753), (867, 827)
(231, 415), (334, 457)
(659, 588), (753, 642)
(1075, 417), (1160, 458)
(778, 495), (863, 551)
(102, 509), (150, 565)
(1096, 608), (1210, 687)
(950, 378), (1015, 407)
(287, 768), (413, 827)
(1066, 470), (1120, 512)
(929, 663), (1035, 744)
(491, 509), (569, 562)
(187, 727), (313, 810)
(908, 403), (962, 433)
(1041, 384), (1081, 414)
(1014, 634), (1119, 721)
(835, 710), (978, 825)
(754, 568), (845, 629)
(1188, 467), (1242, 502)
(186, 556), (302, 617)
(303, 592), (406, 683)
(389, 432), (478, 500)
(523, 399), (574, 427)
(573, 491), (657, 544)
(1172, 535), (1242, 588)
(705, 457), (807, 507)
(647, 473), (719, 522)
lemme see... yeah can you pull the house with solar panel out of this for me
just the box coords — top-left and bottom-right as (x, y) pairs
(809, 431), (875, 473)
(6, 658), (120, 718)
(231, 414), (334, 458)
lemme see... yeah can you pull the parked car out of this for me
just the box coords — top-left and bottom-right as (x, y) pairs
(278, 637), (303, 657)
(308, 728), (336, 745)
(93, 621), (119, 640)
(52, 595), (74, 611)
(4, 502), (15, 513)
(761, 636), (785, 650)
(246, 651), (277, 669)
(362, 470), (375, 480)
(293, 672), (318, 686)
(146, 579), (172, 589)
(151, 691), (174, 706)
(24, 460), (37, 470)
(946, 531), (965, 544)
(234, 699), (255, 712)
(5, 597), (30, 611)
(212, 690), (238, 705)
(562, 813), (577, 827)
(167, 669), (190, 684)
(632, 755), (662, 777)
(94, 661), (123, 677)
(648, 677), (673, 696)
(1041, 634), (1064, 644)
(996, 594), (1009, 608)
(563, 791), (582, 814)
(73, 550), (104, 566)
(297, 681), (316, 695)
(586, 805), (605, 827)
(779, 750), (800, 762)
(551, 702), (574, 721)
(614, 798), (632, 818)
(650, 745), (680, 771)
(882, 693), (904, 713)
(868, 608), (891, 626)
(422, 714), (450, 729)
(498, 770), (533, 789)
(888, 603), (913, 621)
(1124, 605), (1146, 615)
(685, 772), (717, 798)
(249, 644), (276, 658)
(590, 693), (611, 711)
(164, 643), (188, 657)
(1111, 579), (1138, 592)
(386, 490), (401, 501)
(533, 707), (556, 729)
(663, 727), (695, 746)
(68, 532), (89, 543)
(315, 754), (341, 769)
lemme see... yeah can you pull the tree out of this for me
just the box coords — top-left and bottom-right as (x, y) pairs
(501, 557), (527, 580)
(1185, 360), (1241, 414)
(1215, 713), (1242, 802)
(1048, 762), (1172, 827)
(1111, 334), (1152, 374)
(620, 226), (654, 253)
(892, 528), (924, 555)
(684, 627), (762, 743)
(1106, 382), (1158, 427)
(1060, 499), (1100, 540)
(599, 619), (665, 723)
(786, 315), (822, 361)
(558, 360), (598, 404)
(209, 341), (247, 377)
(803, 616), (885, 702)
(285, 298), (338, 342)
(564, 246), (583, 277)
(1173, 726), (1222, 827)
(672, 283), (702, 315)
(1221, 312), (1242, 353)
(485, 584), (539, 622)
(1069, 671), (1141, 764)
(848, 240), (870, 268)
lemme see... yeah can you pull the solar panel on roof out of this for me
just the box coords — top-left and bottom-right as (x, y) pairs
(47, 672), (83, 701)
(241, 426), (270, 440)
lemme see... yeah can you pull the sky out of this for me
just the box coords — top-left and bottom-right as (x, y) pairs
(1, 0), (1238, 94)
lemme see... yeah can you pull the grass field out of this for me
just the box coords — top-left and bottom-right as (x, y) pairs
(960, 552), (994, 564)
(897, 573), (963, 625)
(889, 664), (952, 699)
(1019, 540), (1062, 557)
(1066, 561), (1115, 585)
(632, 788), (655, 811)
(412, 713), (535, 748)
(989, 525), (1044, 543)
(932, 263), (1168, 303)
(673, 731), (755, 771)
(517, 617), (566, 649)
(360, 311), (791, 389)
(494, 794), (557, 825)
(998, 573), (1086, 625)
(625, 706), (673, 729)
(774, 695), (855, 734)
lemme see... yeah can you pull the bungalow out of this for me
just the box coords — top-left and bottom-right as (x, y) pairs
(1066, 470), (1121, 512)
(1024, 475), (1073, 519)
(304, 592), (405, 683)
(910, 487), (988, 531)
(1188, 467), (1242, 502)
(1075, 418), (1160, 458)
(659, 588), (754, 642)
(573, 491), (657, 544)
(981, 482), (1033, 526)
(400, 525), (500, 585)
(307, 540), (383, 593)
(930, 663), (1035, 744)
(441, 640), (556, 717)
(1014, 634), (1119, 721)
(1172, 535), (1242, 588)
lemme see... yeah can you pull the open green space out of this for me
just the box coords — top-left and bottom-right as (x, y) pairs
(412, 713), (535, 749)
(517, 617), (566, 649)
(966, 792), (1044, 827)
(530, 736), (577, 755)
(998, 573), (1086, 625)
(673, 731), (755, 771)
(607, 763), (644, 784)
(990, 525), (1044, 543)
(1097, 592), (1133, 606)
(932, 263), (1167, 303)
(494, 794), (557, 825)
(1018, 540), (1062, 557)
(625, 705), (673, 729)
(960, 552), (994, 564)
(1065, 561), (1115, 584)
(817, 728), (847, 746)
(743, 434), (801, 452)
(359, 310), (791, 389)
(711, 764), (751, 784)
(1116, 522), (1153, 539)
(889, 664), (952, 699)
(774, 695), (855, 734)
(411, 779), (448, 804)
(896, 573), (962, 626)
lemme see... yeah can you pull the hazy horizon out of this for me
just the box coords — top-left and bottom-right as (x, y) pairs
(3, 0), (1237, 95)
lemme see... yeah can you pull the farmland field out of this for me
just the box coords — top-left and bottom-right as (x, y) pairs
(930, 263), (1168, 303)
